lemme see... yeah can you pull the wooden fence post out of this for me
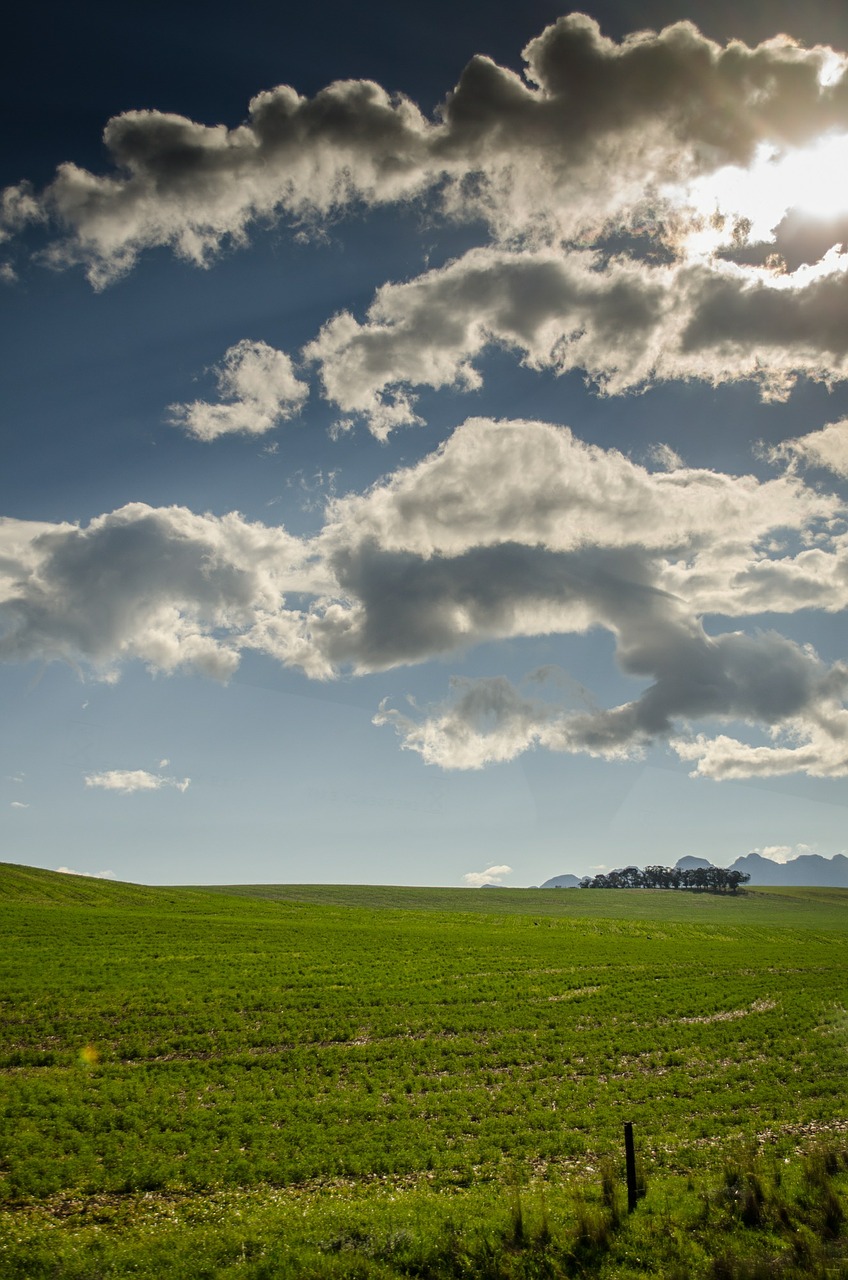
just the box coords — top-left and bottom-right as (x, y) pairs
(624, 1121), (638, 1213)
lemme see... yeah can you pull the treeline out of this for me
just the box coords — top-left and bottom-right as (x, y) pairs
(580, 865), (750, 893)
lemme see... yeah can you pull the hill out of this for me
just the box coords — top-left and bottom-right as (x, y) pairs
(728, 850), (848, 886)
(3, 863), (847, 929)
(0, 862), (287, 915)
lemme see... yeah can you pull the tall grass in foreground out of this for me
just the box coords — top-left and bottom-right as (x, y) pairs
(2, 1139), (847, 1278)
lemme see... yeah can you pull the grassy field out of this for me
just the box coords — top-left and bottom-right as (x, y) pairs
(202, 877), (848, 927)
(1, 862), (847, 1277)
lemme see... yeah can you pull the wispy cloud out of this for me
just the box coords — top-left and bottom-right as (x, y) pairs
(769, 419), (848, 478)
(84, 769), (190, 794)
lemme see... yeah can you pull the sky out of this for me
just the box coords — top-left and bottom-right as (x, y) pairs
(3, 0), (848, 887)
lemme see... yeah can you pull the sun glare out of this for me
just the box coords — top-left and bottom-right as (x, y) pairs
(817, 48), (847, 88)
(667, 132), (848, 259)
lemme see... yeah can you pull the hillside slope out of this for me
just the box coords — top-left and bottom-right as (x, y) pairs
(3, 863), (848, 930)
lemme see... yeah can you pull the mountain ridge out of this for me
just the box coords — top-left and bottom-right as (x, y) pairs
(540, 853), (848, 888)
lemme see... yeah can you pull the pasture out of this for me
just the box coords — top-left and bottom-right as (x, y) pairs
(1, 862), (846, 1277)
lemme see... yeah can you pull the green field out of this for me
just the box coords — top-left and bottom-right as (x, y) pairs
(2, 862), (847, 1277)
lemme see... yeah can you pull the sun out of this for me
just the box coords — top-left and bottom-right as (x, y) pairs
(666, 131), (848, 261)
(771, 132), (848, 221)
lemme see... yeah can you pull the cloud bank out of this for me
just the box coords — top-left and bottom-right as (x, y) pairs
(7, 15), (848, 428)
(4, 13), (848, 786)
(2, 416), (847, 779)
(6, 15), (848, 285)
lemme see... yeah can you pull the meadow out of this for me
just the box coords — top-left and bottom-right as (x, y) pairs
(1, 861), (847, 1277)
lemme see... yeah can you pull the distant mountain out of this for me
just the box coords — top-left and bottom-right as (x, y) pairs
(727, 852), (848, 887)
(675, 856), (713, 871)
(542, 853), (848, 888)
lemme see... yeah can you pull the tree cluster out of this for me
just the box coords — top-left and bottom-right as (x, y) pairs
(580, 865), (750, 894)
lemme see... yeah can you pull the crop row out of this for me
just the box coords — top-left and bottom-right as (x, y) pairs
(1, 895), (846, 1201)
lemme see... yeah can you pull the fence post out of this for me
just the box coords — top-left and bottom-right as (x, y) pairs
(624, 1121), (638, 1213)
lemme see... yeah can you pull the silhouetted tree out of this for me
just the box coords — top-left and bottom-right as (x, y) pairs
(578, 864), (750, 894)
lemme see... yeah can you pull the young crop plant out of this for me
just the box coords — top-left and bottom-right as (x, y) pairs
(1, 869), (847, 1275)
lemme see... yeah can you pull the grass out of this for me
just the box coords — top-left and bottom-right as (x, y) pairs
(1, 861), (847, 1276)
(3, 1148), (848, 1278)
(198, 879), (848, 928)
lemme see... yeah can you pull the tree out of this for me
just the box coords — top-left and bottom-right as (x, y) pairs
(577, 863), (750, 895)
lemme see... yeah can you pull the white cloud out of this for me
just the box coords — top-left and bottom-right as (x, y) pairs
(750, 844), (815, 864)
(1, 416), (847, 780)
(10, 800), (29, 809)
(307, 246), (848, 435)
(673, 719), (848, 779)
(320, 417), (834, 563)
(84, 769), (190, 794)
(443, 17), (848, 244)
(377, 678), (556, 769)
(647, 443), (684, 471)
(56, 866), (116, 878)
(770, 418), (848, 477)
(6, 17), (848, 285)
(0, 502), (319, 680)
(4, 84), (437, 287)
(659, 537), (848, 621)
(6, 17), (848, 420)
(463, 863), (512, 887)
(169, 339), (308, 440)
(305, 247), (671, 435)
(377, 626), (848, 773)
(304, 418), (839, 677)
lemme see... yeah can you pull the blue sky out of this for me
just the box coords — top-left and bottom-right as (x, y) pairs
(3, 0), (848, 886)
